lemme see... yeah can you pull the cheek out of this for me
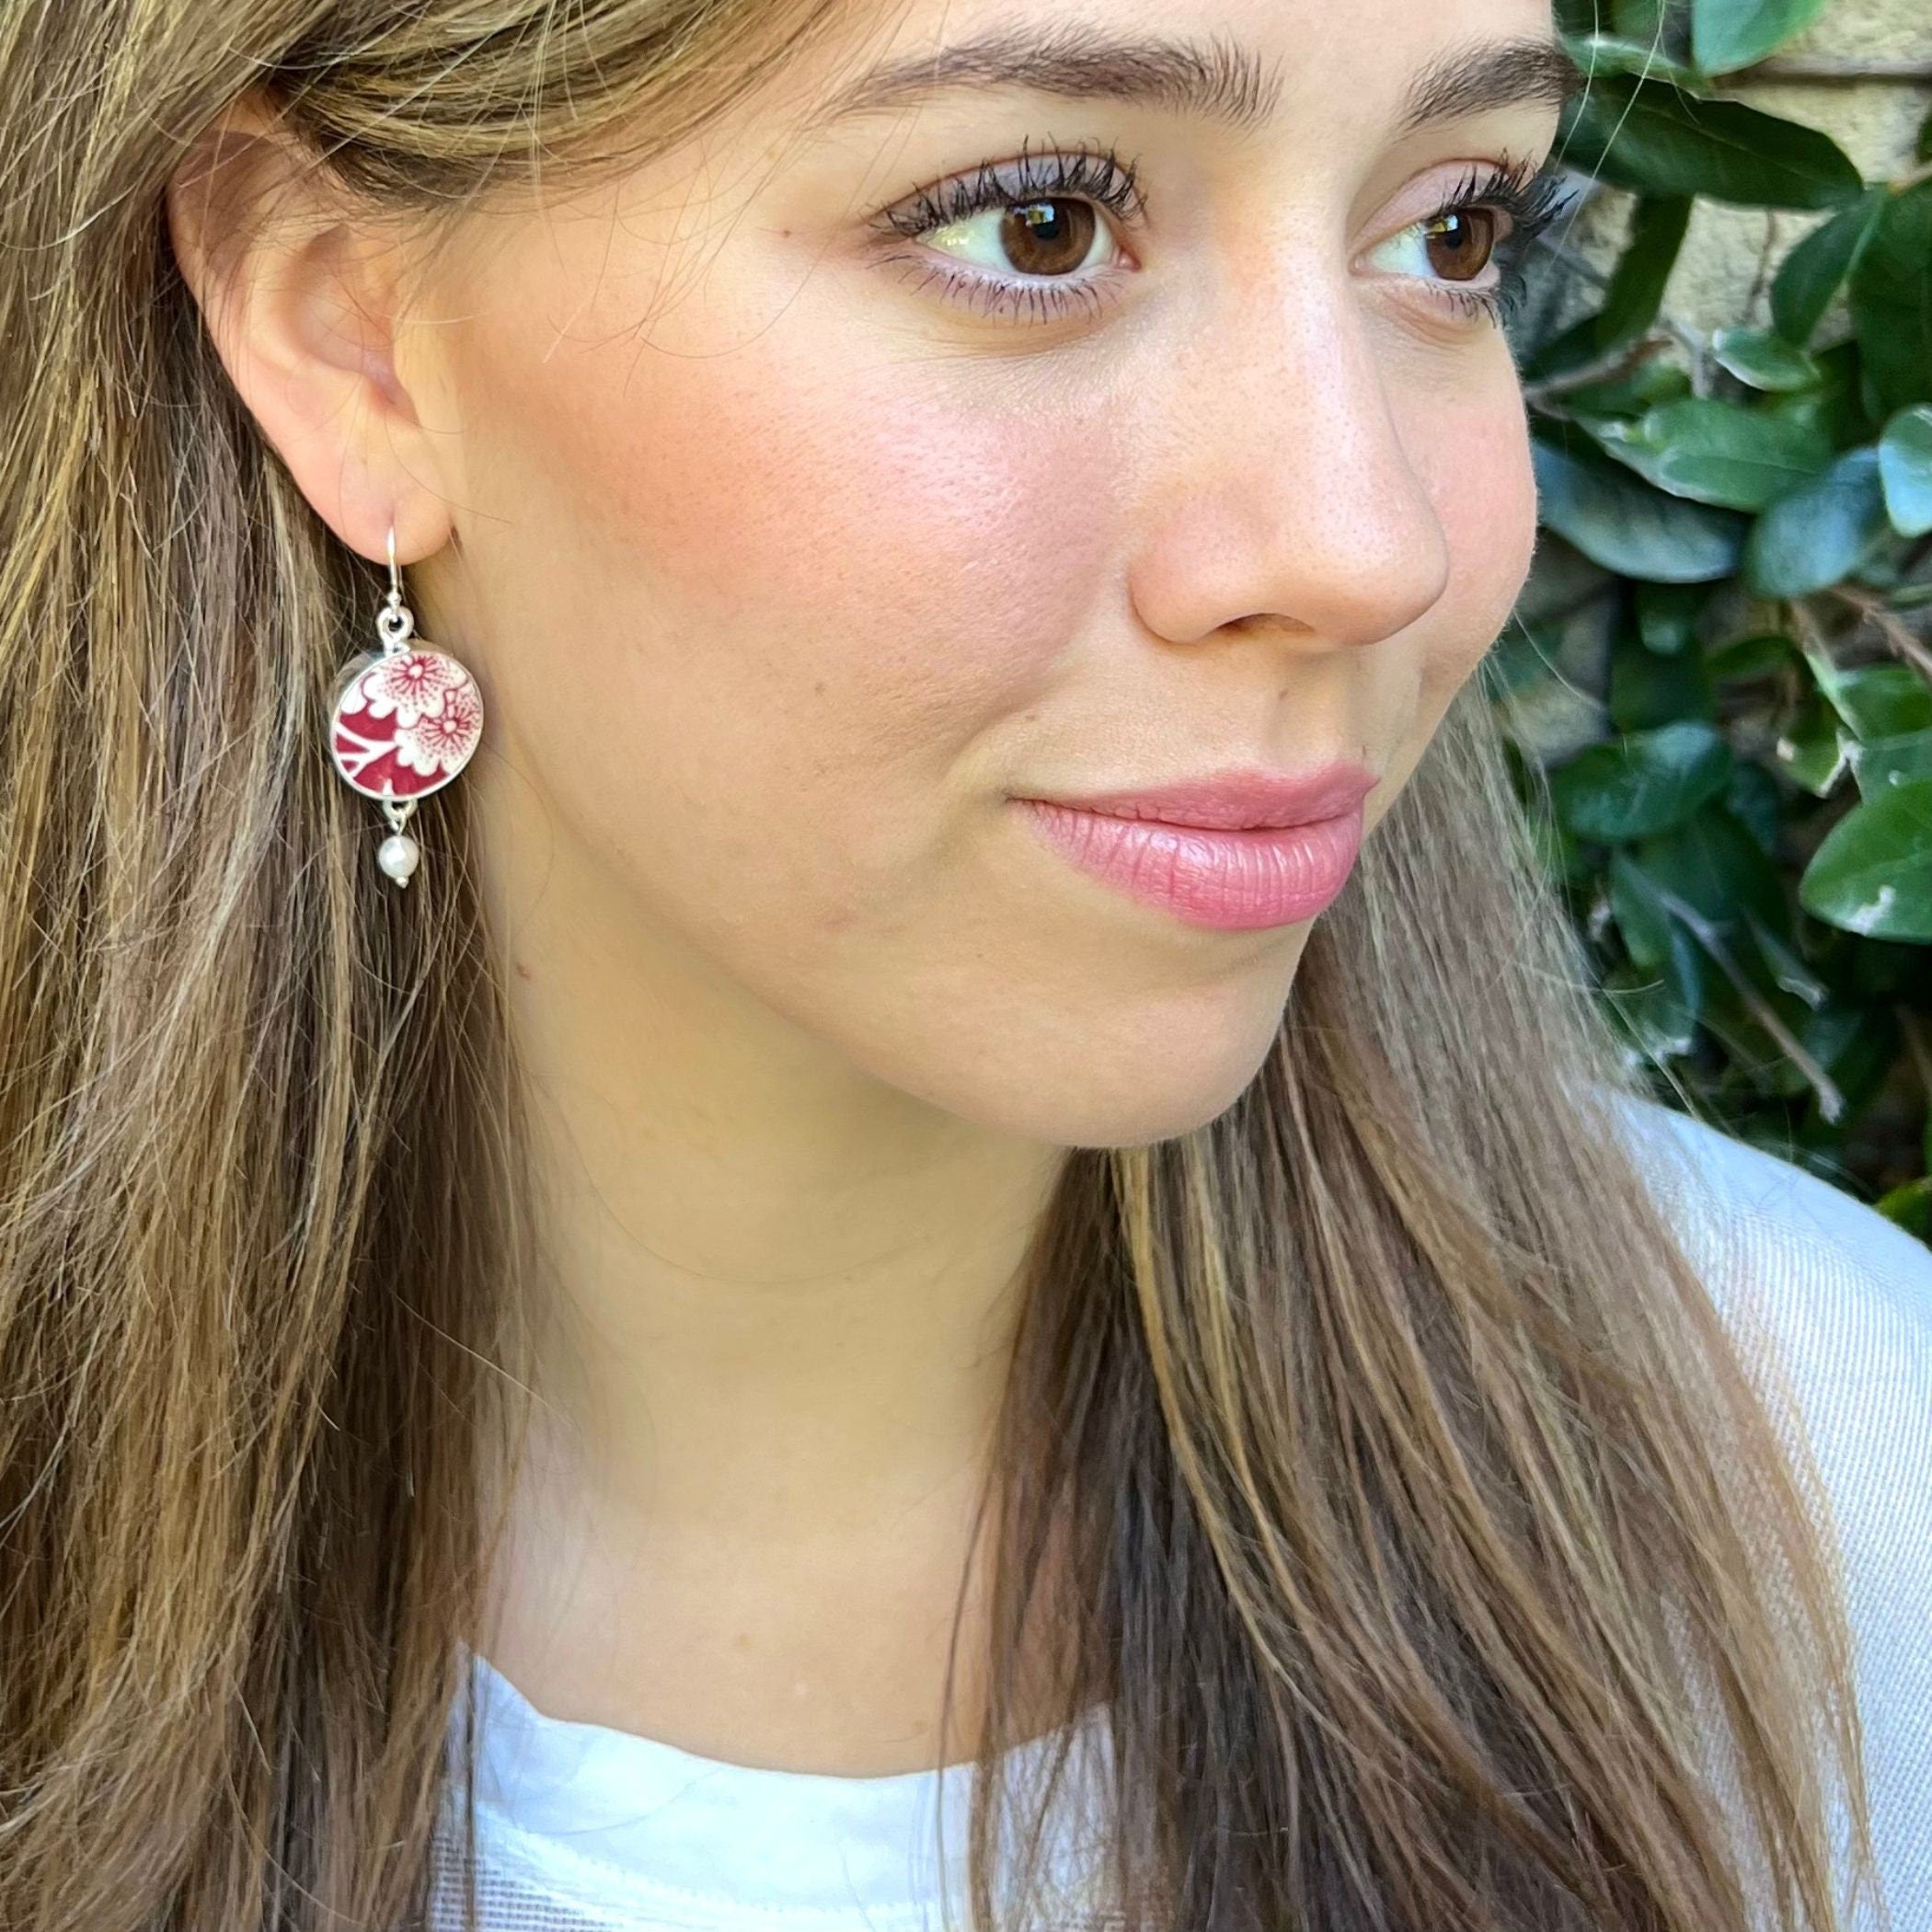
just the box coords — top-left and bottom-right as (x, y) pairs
(1362, 369), (1535, 829)
(451, 302), (1126, 948)
(1414, 376), (1537, 697)
(601, 363), (1110, 781)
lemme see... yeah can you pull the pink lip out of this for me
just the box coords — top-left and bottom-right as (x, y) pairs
(1010, 762), (1376, 931)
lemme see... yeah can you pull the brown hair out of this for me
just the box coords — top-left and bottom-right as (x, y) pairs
(0, 3), (1878, 1928)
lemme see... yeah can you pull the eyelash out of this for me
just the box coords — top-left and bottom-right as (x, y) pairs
(869, 137), (1149, 325)
(1409, 154), (1569, 327)
(869, 141), (1568, 328)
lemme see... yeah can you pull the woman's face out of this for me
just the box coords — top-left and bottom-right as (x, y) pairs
(398, 0), (1564, 1146)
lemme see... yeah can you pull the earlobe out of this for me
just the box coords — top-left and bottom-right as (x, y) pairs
(164, 89), (452, 569)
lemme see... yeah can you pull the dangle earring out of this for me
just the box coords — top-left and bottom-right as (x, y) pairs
(326, 525), (485, 888)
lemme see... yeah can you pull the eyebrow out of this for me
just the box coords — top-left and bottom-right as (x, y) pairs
(1397, 38), (1581, 137)
(799, 25), (1579, 140)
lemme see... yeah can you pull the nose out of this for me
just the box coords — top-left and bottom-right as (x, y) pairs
(1127, 266), (1453, 652)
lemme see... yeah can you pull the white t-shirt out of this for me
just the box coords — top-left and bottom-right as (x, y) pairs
(429, 1093), (1932, 1931)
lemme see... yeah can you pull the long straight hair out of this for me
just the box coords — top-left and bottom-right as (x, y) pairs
(0, 3), (1876, 1928)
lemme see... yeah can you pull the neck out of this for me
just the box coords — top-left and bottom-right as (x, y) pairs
(471, 799), (1066, 1768)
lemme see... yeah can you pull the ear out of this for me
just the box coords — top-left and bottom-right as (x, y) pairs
(165, 87), (453, 569)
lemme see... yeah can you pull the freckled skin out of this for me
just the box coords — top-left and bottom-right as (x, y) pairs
(402, 0), (1552, 1151)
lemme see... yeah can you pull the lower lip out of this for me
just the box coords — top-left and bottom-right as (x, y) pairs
(1012, 798), (1365, 931)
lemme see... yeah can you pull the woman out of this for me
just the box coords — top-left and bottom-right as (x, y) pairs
(0, 0), (1926, 1926)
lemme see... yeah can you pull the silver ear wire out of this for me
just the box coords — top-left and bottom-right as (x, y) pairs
(376, 526), (416, 653)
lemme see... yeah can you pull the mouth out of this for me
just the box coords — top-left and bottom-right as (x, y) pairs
(1016, 761), (1378, 832)
(1009, 763), (1376, 932)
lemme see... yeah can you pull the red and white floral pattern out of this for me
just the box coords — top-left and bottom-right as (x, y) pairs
(329, 648), (484, 800)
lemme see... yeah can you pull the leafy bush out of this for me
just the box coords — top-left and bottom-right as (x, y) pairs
(1499, 0), (1932, 1236)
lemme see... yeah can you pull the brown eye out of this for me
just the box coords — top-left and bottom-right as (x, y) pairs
(1421, 207), (1502, 282)
(995, 199), (1099, 278)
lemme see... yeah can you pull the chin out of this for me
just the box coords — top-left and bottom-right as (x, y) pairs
(855, 994), (1293, 1151)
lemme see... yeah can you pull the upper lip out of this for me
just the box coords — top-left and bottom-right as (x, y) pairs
(1018, 761), (1378, 831)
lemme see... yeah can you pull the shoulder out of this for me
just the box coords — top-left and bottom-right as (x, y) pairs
(1598, 1087), (1932, 1394)
(1596, 1087), (1932, 1540)
(1599, 1089), (1932, 1930)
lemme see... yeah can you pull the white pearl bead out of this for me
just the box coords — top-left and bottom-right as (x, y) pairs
(377, 834), (421, 885)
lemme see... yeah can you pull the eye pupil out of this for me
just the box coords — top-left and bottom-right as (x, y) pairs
(1424, 208), (1499, 282)
(998, 199), (1097, 277)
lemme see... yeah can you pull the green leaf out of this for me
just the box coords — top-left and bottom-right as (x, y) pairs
(1706, 631), (1791, 681)
(1527, 806), (1593, 888)
(1523, 197), (1693, 380)
(1742, 447), (1892, 596)
(1799, 635), (1932, 741)
(1604, 849), (1708, 1062)
(1636, 581), (1706, 655)
(1850, 181), (1932, 414)
(1760, 337), (1877, 450)
(1489, 605), (1615, 764)
(1711, 325), (1820, 391)
(1551, 719), (1735, 840)
(1551, 360), (1694, 419)
(1742, 906), (1829, 1006)
(1491, 594), (1615, 761)
(1558, 75), (1864, 209)
(1611, 0), (1671, 41)
(1876, 1178), (1932, 1243)
(1604, 947), (1705, 1061)
(1591, 397), (1833, 510)
(1792, 1004), (1898, 1110)
(1609, 849), (1677, 967)
(1852, 729), (1932, 799)
(1772, 190), (1887, 345)
(1561, 33), (1705, 88)
(1774, 694), (1852, 795)
(1798, 776), (1932, 940)
(1690, 0), (1832, 75)
(1611, 627), (1716, 728)
(1726, 761), (1784, 854)
(1918, 102), (1932, 165)
(1818, 662), (1932, 741)
(1879, 406), (1932, 537)
(1636, 804), (1789, 932)
(1533, 436), (1748, 582)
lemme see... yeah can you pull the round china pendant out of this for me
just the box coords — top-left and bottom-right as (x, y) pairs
(328, 646), (484, 803)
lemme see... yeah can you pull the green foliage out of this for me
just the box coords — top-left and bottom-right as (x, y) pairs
(1851, 180), (1932, 411)
(1770, 187), (1886, 339)
(1509, 0), (1932, 1234)
(1880, 407), (1932, 535)
(1689, 0), (1831, 75)
(1558, 75), (1865, 206)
